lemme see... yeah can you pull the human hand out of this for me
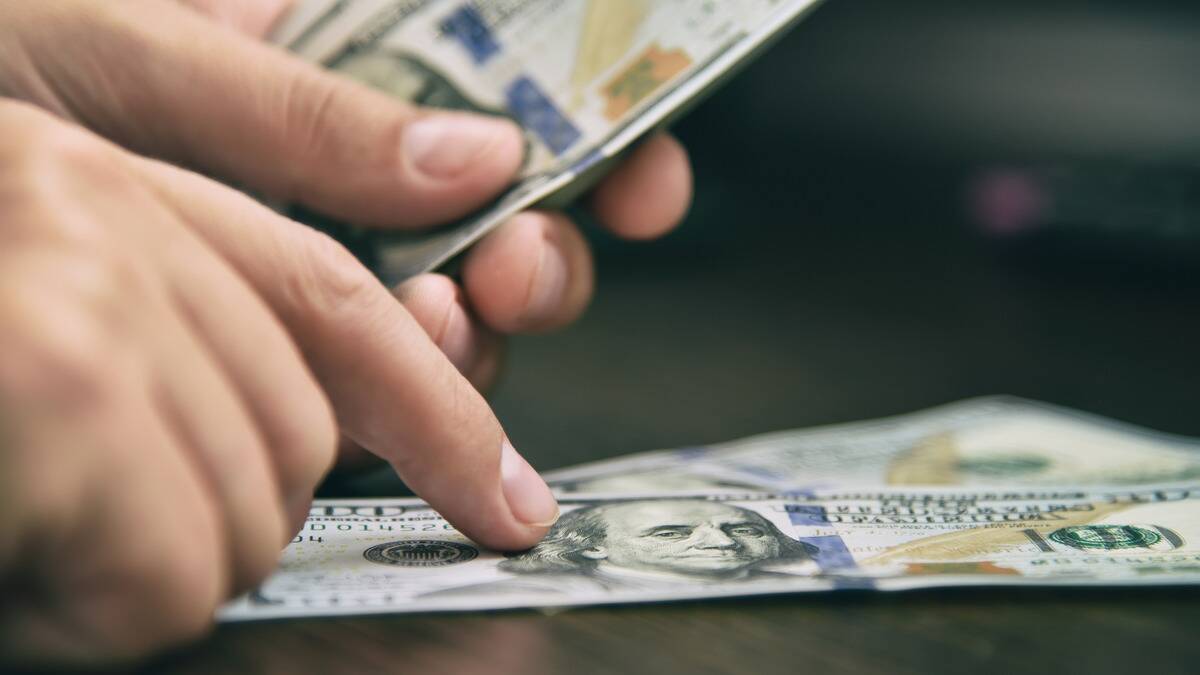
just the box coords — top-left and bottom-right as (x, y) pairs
(0, 0), (693, 399)
(0, 0), (692, 661)
(0, 100), (557, 664)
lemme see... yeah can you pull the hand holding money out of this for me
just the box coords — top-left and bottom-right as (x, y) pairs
(0, 0), (694, 384)
(0, 0), (695, 664)
(0, 96), (566, 663)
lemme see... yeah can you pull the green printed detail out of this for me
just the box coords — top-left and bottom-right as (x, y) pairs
(1049, 525), (1162, 550)
(1136, 565), (1200, 575)
(956, 455), (1051, 477)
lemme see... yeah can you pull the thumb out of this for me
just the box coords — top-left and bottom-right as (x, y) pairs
(176, 0), (295, 38)
(8, 0), (523, 228)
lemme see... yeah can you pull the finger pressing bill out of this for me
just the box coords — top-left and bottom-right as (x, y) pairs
(132, 158), (559, 551)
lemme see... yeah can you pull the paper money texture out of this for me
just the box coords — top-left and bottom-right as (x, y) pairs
(223, 484), (1200, 621)
(544, 397), (1200, 493)
(272, 0), (825, 282)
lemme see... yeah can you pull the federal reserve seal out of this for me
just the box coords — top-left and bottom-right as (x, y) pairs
(1048, 525), (1163, 550)
(363, 540), (479, 567)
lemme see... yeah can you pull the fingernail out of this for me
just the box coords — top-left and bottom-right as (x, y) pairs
(526, 233), (569, 320)
(402, 113), (519, 179)
(500, 438), (559, 527)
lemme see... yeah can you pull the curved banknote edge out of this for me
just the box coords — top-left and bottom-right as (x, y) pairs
(272, 0), (826, 283)
(542, 396), (1200, 493)
(221, 484), (1200, 621)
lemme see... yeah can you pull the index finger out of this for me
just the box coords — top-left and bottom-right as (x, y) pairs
(131, 156), (559, 550)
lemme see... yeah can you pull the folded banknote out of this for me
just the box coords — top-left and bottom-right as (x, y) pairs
(271, 0), (825, 282)
(222, 484), (1200, 621)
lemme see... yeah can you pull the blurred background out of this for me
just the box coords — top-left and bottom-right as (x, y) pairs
(336, 0), (1200, 492)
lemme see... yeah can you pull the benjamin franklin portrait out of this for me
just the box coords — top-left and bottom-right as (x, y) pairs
(425, 500), (819, 598)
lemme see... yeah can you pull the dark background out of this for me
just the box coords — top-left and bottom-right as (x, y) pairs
(496, 0), (1200, 472)
(157, 2), (1200, 673)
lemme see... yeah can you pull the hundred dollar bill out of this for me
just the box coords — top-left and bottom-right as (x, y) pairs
(271, 0), (825, 283)
(221, 485), (1200, 620)
(543, 397), (1200, 493)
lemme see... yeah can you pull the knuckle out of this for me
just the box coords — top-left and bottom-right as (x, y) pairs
(0, 110), (136, 221)
(61, 251), (158, 324)
(280, 228), (380, 321)
(282, 73), (351, 169)
(185, 0), (294, 36)
(2, 297), (140, 414)
(149, 591), (219, 650)
(1, 442), (86, 573)
(96, 516), (224, 658)
(283, 393), (338, 495)
(276, 70), (403, 203)
(60, 265), (152, 370)
(134, 515), (225, 649)
(5, 115), (109, 178)
(0, 99), (59, 135)
(135, 557), (222, 651)
(430, 364), (497, 458)
(255, 0), (297, 32)
(235, 523), (286, 592)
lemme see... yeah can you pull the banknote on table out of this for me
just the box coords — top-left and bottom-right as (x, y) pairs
(543, 397), (1200, 493)
(270, 0), (825, 283)
(221, 484), (1200, 620)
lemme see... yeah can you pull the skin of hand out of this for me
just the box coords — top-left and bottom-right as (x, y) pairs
(5, 0), (693, 392)
(0, 0), (692, 664)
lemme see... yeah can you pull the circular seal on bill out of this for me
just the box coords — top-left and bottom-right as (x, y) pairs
(363, 540), (479, 567)
(1048, 524), (1162, 550)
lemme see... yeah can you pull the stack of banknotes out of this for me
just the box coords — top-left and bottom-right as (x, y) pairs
(223, 2), (1200, 620)
(270, 0), (825, 282)
(223, 396), (1200, 620)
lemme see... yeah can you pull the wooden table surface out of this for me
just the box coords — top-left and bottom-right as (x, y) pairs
(153, 588), (1200, 675)
(136, 4), (1200, 673)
